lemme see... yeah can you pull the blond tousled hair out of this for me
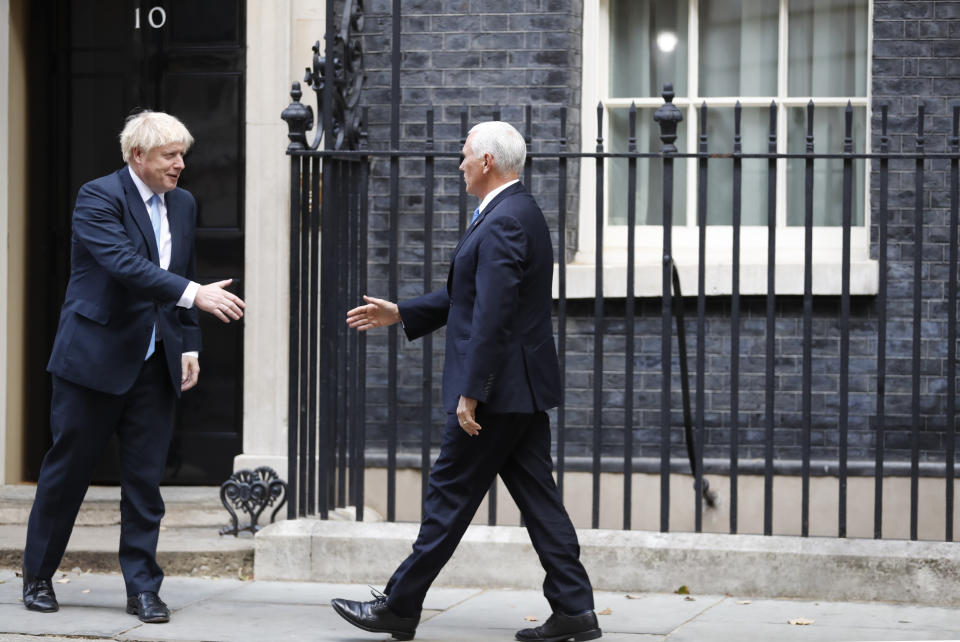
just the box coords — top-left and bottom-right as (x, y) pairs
(120, 110), (194, 163)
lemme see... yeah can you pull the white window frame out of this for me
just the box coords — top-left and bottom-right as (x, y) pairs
(562, 0), (878, 298)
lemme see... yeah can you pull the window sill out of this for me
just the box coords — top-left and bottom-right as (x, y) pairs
(554, 257), (879, 299)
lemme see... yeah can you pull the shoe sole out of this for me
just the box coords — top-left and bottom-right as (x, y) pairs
(126, 605), (170, 623)
(331, 601), (415, 641)
(25, 602), (59, 613)
(516, 629), (603, 642)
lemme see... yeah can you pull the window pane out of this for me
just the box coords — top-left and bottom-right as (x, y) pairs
(699, 107), (771, 225)
(787, 106), (866, 226)
(699, 0), (778, 97)
(609, 0), (689, 97)
(788, 0), (868, 97)
(608, 107), (687, 226)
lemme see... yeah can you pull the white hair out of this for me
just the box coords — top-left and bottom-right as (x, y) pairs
(467, 121), (526, 176)
(120, 110), (194, 163)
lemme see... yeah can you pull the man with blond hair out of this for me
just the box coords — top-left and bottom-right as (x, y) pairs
(21, 111), (245, 623)
(334, 121), (600, 642)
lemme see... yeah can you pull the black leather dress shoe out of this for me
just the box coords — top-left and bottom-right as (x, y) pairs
(22, 572), (59, 612)
(331, 590), (419, 641)
(126, 591), (170, 623)
(515, 610), (602, 642)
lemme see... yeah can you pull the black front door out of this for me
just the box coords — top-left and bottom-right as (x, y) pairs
(27, 0), (245, 484)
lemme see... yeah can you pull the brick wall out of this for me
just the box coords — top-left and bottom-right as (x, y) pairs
(353, 0), (584, 450)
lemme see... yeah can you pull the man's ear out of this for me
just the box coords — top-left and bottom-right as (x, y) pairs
(483, 153), (493, 172)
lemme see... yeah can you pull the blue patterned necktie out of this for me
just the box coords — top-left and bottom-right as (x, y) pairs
(144, 194), (162, 360)
(471, 207), (480, 225)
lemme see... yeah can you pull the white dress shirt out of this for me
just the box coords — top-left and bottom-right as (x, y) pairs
(128, 166), (200, 358)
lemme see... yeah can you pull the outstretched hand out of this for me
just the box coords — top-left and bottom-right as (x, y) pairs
(195, 279), (245, 323)
(346, 295), (400, 331)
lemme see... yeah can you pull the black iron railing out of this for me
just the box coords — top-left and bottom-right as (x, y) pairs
(280, 7), (960, 540)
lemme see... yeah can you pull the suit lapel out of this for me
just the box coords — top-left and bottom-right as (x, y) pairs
(447, 182), (526, 292)
(119, 168), (161, 264)
(450, 182), (525, 260)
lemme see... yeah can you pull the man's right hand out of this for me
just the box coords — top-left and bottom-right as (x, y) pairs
(195, 279), (245, 323)
(346, 295), (400, 331)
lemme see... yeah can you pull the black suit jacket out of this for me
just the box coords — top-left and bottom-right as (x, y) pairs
(46, 167), (201, 396)
(399, 182), (561, 414)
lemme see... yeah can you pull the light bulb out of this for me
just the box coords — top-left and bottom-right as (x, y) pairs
(656, 31), (678, 53)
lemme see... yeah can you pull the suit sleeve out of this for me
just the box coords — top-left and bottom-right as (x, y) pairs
(462, 215), (526, 402)
(72, 180), (190, 303)
(398, 288), (449, 340)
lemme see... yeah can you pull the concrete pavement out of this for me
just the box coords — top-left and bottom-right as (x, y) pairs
(2, 568), (959, 642)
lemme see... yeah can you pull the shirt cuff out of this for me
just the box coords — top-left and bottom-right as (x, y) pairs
(178, 281), (200, 308)
(182, 351), (199, 359)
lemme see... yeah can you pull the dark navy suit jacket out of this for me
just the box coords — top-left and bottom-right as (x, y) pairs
(46, 168), (201, 397)
(398, 182), (561, 414)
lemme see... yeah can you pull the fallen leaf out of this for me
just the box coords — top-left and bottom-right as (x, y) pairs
(788, 618), (814, 626)
(684, 596), (696, 601)
(598, 608), (612, 615)
(524, 616), (538, 622)
(0, 580), (6, 584)
(82, 589), (91, 594)
(736, 600), (751, 605)
(675, 585), (690, 595)
(625, 594), (643, 600)
(55, 578), (70, 584)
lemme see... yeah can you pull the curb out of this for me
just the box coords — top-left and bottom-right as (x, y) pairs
(254, 519), (960, 607)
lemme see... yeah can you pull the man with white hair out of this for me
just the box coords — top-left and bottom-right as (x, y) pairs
(21, 111), (245, 623)
(335, 121), (600, 641)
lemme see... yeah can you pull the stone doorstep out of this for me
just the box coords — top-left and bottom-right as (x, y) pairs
(0, 486), (257, 578)
(0, 486), (235, 528)
(0, 524), (255, 578)
(254, 519), (960, 608)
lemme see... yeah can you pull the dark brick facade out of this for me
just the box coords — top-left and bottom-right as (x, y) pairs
(346, 0), (960, 470)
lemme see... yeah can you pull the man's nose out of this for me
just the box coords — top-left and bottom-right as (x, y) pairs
(174, 156), (185, 170)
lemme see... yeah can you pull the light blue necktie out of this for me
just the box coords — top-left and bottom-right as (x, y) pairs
(145, 194), (162, 360)
(471, 207), (480, 225)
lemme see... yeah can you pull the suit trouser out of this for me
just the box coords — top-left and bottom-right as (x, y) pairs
(23, 351), (175, 596)
(384, 409), (594, 618)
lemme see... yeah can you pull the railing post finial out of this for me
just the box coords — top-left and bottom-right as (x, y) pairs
(654, 83), (683, 153)
(281, 81), (314, 152)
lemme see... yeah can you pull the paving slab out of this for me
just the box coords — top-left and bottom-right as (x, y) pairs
(0, 569), (246, 612)
(2, 572), (959, 642)
(226, 580), (481, 611)
(587, 591), (725, 635)
(115, 600), (399, 642)
(0, 604), (137, 638)
(0, 637), (114, 642)
(666, 597), (960, 642)
(420, 588), (722, 638)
